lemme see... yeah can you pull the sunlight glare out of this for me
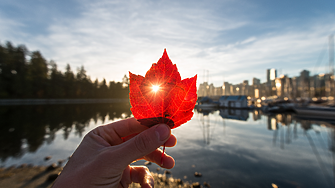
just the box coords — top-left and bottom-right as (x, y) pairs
(152, 85), (160, 92)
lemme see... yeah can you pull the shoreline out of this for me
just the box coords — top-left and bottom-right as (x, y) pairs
(0, 99), (129, 106)
(0, 165), (205, 188)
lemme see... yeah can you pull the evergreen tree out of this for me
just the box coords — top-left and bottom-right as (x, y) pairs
(29, 51), (48, 98)
(99, 79), (108, 98)
(49, 60), (65, 98)
(64, 64), (75, 98)
(0, 41), (129, 99)
(76, 66), (88, 98)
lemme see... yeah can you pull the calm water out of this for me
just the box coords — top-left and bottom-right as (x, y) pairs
(0, 104), (334, 188)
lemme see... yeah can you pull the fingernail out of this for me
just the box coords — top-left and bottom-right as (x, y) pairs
(155, 124), (170, 141)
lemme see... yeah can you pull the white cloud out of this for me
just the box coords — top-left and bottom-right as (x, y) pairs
(192, 17), (335, 85)
(0, 15), (25, 42)
(240, 37), (257, 45)
(21, 0), (248, 82)
(1, 0), (334, 87)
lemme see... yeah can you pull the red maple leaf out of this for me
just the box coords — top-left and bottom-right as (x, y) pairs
(129, 49), (197, 129)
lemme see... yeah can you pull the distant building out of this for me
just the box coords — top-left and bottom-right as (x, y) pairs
(266, 69), (270, 84)
(267, 69), (277, 84)
(197, 82), (209, 97)
(266, 68), (277, 96)
(223, 82), (231, 95)
(214, 86), (223, 96)
(275, 77), (283, 98)
(291, 76), (299, 98)
(275, 75), (292, 99)
(241, 80), (249, 96)
(260, 83), (269, 98)
(198, 65), (334, 99)
(300, 70), (310, 98)
(325, 73), (335, 97)
(252, 77), (261, 98)
(253, 78), (260, 86)
(283, 76), (293, 99)
(208, 83), (215, 96)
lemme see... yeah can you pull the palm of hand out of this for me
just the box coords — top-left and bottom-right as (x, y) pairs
(53, 118), (176, 188)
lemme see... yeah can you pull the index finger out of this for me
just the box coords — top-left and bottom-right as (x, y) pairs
(93, 117), (149, 146)
(103, 117), (148, 137)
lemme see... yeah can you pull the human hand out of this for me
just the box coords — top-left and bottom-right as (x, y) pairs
(53, 117), (177, 188)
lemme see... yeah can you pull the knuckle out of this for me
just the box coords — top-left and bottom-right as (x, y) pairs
(139, 166), (149, 173)
(134, 134), (152, 154)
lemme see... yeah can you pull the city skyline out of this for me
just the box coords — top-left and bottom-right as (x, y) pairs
(1, 0), (335, 86)
(198, 67), (335, 99)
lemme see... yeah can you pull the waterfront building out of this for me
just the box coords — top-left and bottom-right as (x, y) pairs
(197, 82), (209, 97)
(222, 82), (231, 95)
(214, 86), (223, 96)
(253, 78), (260, 86)
(283, 76), (293, 99)
(315, 74), (326, 97)
(267, 69), (277, 84)
(275, 75), (293, 99)
(275, 77), (284, 98)
(241, 80), (249, 96)
(197, 81), (224, 97)
(309, 75), (317, 98)
(266, 69), (277, 97)
(230, 85), (236, 95)
(300, 70), (310, 98)
(197, 67), (334, 100)
(260, 82), (271, 97)
(219, 95), (248, 108)
(208, 83), (215, 97)
(325, 74), (335, 97)
(252, 77), (261, 98)
(291, 76), (300, 98)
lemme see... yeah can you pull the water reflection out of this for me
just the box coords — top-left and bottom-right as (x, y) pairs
(195, 108), (218, 145)
(193, 107), (335, 187)
(0, 103), (131, 163)
(2, 104), (335, 187)
(195, 107), (335, 146)
(219, 108), (249, 121)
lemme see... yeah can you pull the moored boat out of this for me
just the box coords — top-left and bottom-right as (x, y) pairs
(195, 102), (219, 109)
(195, 96), (219, 109)
(293, 105), (335, 120)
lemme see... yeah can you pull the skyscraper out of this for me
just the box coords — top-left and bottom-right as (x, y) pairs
(266, 69), (277, 84)
(266, 68), (277, 96)
(270, 69), (277, 80)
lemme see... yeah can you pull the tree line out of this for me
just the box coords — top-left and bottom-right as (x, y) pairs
(0, 41), (129, 99)
(0, 103), (131, 161)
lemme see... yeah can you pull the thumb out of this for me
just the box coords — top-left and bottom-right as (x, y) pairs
(117, 124), (171, 167)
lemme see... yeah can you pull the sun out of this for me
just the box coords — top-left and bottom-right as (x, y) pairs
(152, 85), (160, 92)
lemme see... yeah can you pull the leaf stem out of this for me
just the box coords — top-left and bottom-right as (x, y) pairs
(160, 143), (165, 166)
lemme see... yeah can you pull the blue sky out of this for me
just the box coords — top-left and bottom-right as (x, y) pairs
(0, 0), (334, 86)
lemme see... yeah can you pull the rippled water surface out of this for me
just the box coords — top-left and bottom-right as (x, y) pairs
(1, 104), (334, 188)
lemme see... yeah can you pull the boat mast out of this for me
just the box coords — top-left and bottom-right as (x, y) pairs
(329, 34), (334, 75)
(329, 34), (334, 97)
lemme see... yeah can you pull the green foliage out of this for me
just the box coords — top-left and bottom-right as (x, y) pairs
(0, 41), (129, 99)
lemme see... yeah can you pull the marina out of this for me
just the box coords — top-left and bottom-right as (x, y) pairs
(1, 104), (335, 187)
